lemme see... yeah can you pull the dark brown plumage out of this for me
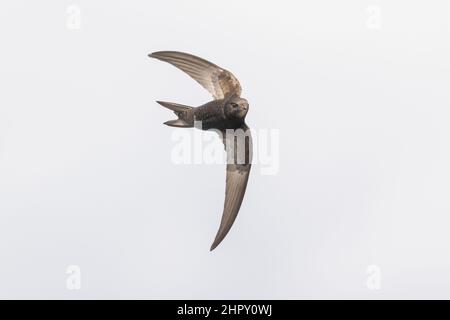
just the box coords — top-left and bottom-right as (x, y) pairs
(148, 51), (252, 251)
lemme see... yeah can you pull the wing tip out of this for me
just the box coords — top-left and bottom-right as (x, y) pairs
(209, 239), (221, 251)
(148, 51), (181, 59)
(148, 51), (167, 59)
(209, 230), (227, 251)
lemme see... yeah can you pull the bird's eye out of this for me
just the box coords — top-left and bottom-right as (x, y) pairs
(231, 103), (238, 108)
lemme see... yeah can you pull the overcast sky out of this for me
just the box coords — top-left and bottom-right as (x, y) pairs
(1, 0), (450, 299)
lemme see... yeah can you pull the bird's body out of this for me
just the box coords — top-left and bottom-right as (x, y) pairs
(160, 98), (248, 131)
(148, 51), (252, 251)
(195, 99), (231, 130)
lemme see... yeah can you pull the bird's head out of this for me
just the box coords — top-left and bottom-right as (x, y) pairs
(224, 96), (249, 120)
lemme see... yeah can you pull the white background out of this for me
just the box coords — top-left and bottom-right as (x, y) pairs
(1, 0), (450, 299)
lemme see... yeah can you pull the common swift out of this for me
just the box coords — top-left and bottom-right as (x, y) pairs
(148, 51), (252, 251)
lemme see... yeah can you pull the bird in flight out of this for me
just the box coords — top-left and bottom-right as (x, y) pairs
(148, 51), (252, 251)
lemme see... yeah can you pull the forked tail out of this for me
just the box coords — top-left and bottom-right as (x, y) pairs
(156, 101), (194, 127)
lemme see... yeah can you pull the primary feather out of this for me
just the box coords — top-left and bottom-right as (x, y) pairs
(149, 51), (242, 100)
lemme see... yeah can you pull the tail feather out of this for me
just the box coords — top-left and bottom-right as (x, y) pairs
(164, 119), (190, 127)
(156, 101), (193, 128)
